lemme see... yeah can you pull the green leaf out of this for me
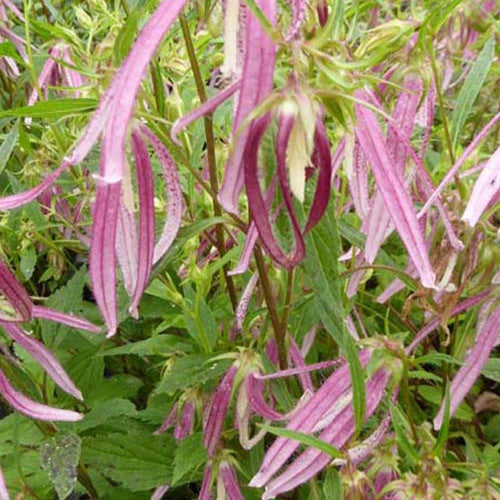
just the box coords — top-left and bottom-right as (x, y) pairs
(0, 119), (19, 175)
(0, 41), (25, 65)
(390, 404), (418, 464)
(451, 37), (495, 150)
(322, 467), (343, 500)
(418, 385), (474, 421)
(263, 425), (344, 459)
(154, 354), (232, 395)
(305, 209), (365, 435)
(82, 432), (175, 491)
(432, 382), (450, 457)
(77, 399), (138, 432)
(0, 98), (97, 119)
(19, 244), (37, 280)
(172, 432), (207, 486)
(41, 433), (81, 500)
(482, 358), (500, 383)
(99, 335), (192, 357)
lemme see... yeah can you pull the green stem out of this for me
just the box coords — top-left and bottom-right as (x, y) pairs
(280, 269), (294, 333)
(428, 42), (456, 166)
(180, 15), (238, 311)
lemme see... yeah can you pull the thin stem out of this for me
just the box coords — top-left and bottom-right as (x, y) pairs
(280, 269), (294, 333)
(428, 42), (456, 166)
(254, 246), (287, 369)
(180, 14), (238, 311)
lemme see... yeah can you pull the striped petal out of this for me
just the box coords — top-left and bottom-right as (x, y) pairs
(219, 0), (276, 214)
(434, 302), (500, 429)
(0, 368), (82, 422)
(129, 130), (156, 317)
(462, 147), (500, 227)
(354, 92), (436, 289)
(0, 260), (32, 322)
(139, 126), (183, 264)
(1, 322), (82, 400)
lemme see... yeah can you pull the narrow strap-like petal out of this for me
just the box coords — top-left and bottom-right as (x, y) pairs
(250, 350), (371, 488)
(434, 302), (500, 429)
(31, 305), (101, 333)
(0, 368), (82, 421)
(354, 93), (436, 289)
(462, 147), (500, 227)
(129, 130), (156, 317)
(286, 0), (306, 41)
(89, 180), (121, 336)
(139, 126), (183, 264)
(219, 0), (276, 213)
(171, 80), (241, 145)
(116, 201), (138, 297)
(203, 364), (238, 456)
(1, 322), (83, 400)
(419, 112), (500, 216)
(220, 461), (244, 500)
(304, 115), (332, 232)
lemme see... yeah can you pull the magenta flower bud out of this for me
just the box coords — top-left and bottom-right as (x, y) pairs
(174, 401), (195, 441)
(198, 464), (213, 500)
(155, 402), (178, 435)
(0, 368), (82, 422)
(219, 461), (244, 500)
(203, 364), (238, 456)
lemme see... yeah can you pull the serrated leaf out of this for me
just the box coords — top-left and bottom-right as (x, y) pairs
(41, 433), (81, 500)
(305, 209), (365, 435)
(154, 354), (232, 395)
(172, 432), (207, 486)
(82, 432), (175, 491)
(99, 334), (192, 357)
(322, 467), (343, 500)
(77, 399), (138, 432)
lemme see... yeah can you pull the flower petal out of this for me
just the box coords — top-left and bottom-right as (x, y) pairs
(0, 368), (82, 421)
(1, 322), (82, 400)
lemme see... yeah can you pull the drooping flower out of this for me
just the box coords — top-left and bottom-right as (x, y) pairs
(0, 0), (188, 335)
(243, 95), (332, 268)
(354, 90), (436, 290)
